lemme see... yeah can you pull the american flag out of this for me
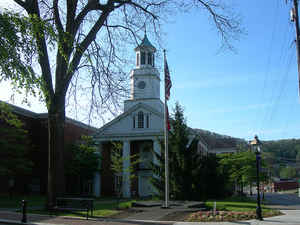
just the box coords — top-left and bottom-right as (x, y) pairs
(166, 105), (170, 131)
(164, 54), (172, 101)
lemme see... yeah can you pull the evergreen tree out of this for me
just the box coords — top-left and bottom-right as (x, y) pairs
(197, 154), (229, 200)
(152, 102), (231, 200)
(152, 103), (202, 200)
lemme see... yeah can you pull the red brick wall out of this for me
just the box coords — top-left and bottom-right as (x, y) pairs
(64, 121), (95, 146)
(273, 181), (299, 192)
(101, 142), (114, 196)
(0, 107), (97, 194)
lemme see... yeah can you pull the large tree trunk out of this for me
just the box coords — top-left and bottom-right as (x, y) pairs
(47, 95), (66, 208)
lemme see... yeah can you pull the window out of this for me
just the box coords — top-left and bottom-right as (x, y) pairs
(114, 175), (122, 193)
(136, 53), (140, 66)
(140, 150), (151, 169)
(153, 54), (155, 67)
(146, 114), (149, 128)
(133, 116), (135, 128)
(141, 52), (146, 65)
(138, 111), (144, 128)
(147, 52), (152, 65)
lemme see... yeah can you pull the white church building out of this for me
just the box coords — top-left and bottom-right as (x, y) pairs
(92, 35), (164, 198)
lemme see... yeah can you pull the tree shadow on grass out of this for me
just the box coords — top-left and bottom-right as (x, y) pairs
(223, 204), (269, 211)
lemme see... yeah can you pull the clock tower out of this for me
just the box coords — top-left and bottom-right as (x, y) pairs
(124, 34), (163, 113)
(94, 34), (168, 198)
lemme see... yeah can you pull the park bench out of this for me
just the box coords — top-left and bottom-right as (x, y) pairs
(52, 197), (94, 219)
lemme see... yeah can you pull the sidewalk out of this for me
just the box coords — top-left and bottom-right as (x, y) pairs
(0, 210), (173, 225)
(174, 210), (300, 225)
(1, 209), (300, 225)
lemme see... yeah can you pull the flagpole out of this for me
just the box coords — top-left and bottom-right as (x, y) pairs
(163, 49), (169, 208)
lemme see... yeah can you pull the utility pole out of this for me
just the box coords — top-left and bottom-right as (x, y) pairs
(291, 0), (300, 99)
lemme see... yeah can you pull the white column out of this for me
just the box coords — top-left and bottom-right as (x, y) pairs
(152, 139), (161, 195)
(93, 142), (102, 197)
(122, 140), (131, 198)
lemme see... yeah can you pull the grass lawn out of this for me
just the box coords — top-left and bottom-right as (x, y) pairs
(88, 200), (136, 217)
(0, 194), (45, 209)
(186, 196), (281, 222)
(0, 194), (135, 218)
(205, 196), (271, 212)
(28, 199), (136, 218)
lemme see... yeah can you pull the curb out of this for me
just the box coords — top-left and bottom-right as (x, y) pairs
(0, 215), (176, 225)
(0, 218), (66, 225)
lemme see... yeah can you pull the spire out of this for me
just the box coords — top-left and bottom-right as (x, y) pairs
(134, 33), (156, 52)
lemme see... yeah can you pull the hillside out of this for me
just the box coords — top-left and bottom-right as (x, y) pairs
(259, 139), (300, 178)
(192, 128), (245, 149)
(263, 139), (300, 163)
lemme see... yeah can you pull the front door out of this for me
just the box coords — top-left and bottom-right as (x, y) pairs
(139, 175), (151, 197)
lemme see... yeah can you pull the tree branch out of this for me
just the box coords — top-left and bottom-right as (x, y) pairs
(73, 0), (107, 34)
(53, 0), (64, 34)
(66, 0), (78, 34)
(13, 0), (55, 102)
(66, 4), (114, 86)
(13, 0), (27, 9)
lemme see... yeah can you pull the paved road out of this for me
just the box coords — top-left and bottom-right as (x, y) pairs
(263, 192), (300, 209)
(2, 210), (300, 225)
(0, 211), (174, 225)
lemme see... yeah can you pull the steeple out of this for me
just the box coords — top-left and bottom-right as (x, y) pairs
(124, 34), (162, 113)
(134, 34), (156, 68)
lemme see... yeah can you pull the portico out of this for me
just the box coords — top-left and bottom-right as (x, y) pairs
(93, 136), (162, 198)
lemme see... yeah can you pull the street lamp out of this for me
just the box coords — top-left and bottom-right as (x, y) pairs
(250, 135), (263, 221)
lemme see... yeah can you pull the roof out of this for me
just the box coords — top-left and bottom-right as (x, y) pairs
(0, 100), (97, 131)
(95, 102), (163, 136)
(134, 34), (156, 52)
(210, 148), (237, 154)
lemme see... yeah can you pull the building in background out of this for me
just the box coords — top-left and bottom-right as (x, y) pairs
(0, 101), (97, 195)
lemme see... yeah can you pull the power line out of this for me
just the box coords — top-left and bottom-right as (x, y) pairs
(260, 27), (294, 133)
(258, 0), (280, 133)
(291, 0), (300, 99)
(266, 50), (294, 127)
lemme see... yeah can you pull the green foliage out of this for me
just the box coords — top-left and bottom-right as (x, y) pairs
(168, 103), (199, 200)
(263, 139), (300, 161)
(197, 154), (229, 200)
(0, 12), (53, 97)
(0, 194), (46, 208)
(65, 135), (99, 180)
(152, 102), (227, 200)
(219, 151), (256, 185)
(218, 151), (268, 194)
(0, 102), (23, 128)
(279, 166), (297, 179)
(260, 139), (300, 177)
(0, 103), (34, 177)
(1, 0), (242, 206)
(189, 196), (281, 222)
(110, 142), (140, 198)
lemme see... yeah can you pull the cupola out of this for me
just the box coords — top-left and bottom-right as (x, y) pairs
(134, 34), (156, 68)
